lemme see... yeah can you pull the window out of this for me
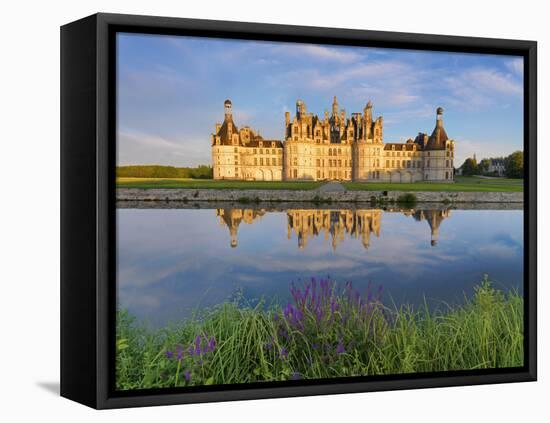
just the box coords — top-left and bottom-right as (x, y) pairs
(253, 149), (257, 154)
(386, 160), (390, 168)
(316, 159), (320, 167)
(234, 147), (238, 153)
(260, 158), (264, 165)
(272, 149), (276, 155)
(254, 158), (257, 165)
(259, 149), (263, 154)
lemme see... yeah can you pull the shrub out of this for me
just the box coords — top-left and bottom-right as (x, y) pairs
(397, 193), (417, 205)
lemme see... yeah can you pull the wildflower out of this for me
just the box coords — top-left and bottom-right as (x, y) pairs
(184, 370), (191, 382)
(336, 342), (345, 354)
(279, 347), (289, 360)
(316, 307), (323, 324)
(194, 335), (202, 356)
(207, 336), (216, 352)
(283, 302), (292, 319)
(165, 350), (174, 359)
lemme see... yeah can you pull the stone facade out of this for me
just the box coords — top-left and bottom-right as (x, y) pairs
(212, 98), (455, 182)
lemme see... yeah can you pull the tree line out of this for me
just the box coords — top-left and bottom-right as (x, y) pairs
(117, 165), (213, 179)
(459, 151), (523, 179)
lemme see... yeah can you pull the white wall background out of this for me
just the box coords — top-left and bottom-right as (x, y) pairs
(1, 0), (547, 420)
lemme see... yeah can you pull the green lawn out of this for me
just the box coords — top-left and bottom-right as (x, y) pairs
(117, 177), (323, 190)
(116, 176), (523, 192)
(344, 176), (523, 192)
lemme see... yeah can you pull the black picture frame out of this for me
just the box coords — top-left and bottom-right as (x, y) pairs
(60, 12), (537, 409)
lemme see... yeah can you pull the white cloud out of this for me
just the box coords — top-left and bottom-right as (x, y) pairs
(505, 58), (524, 77)
(292, 44), (364, 63)
(443, 67), (523, 110)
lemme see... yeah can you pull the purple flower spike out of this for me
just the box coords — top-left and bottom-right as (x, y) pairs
(184, 370), (191, 382)
(336, 342), (345, 354)
(188, 345), (194, 356)
(165, 350), (174, 359)
(208, 336), (216, 352)
(175, 344), (183, 360)
(279, 347), (288, 360)
(194, 335), (202, 356)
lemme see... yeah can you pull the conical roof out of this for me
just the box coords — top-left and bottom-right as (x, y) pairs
(426, 107), (449, 150)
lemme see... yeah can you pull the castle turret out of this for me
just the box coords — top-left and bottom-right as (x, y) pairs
(296, 100), (305, 119)
(224, 99), (232, 119)
(332, 96), (339, 117)
(363, 101), (373, 139)
(426, 107), (449, 150)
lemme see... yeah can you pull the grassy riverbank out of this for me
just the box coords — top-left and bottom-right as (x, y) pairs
(117, 177), (323, 190)
(116, 176), (522, 192)
(116, 278), (523, 390)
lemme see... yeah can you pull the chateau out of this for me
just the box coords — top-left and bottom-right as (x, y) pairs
(212, 98), (455, 182)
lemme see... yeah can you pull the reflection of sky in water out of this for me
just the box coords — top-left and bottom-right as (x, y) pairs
(117, 209), (524, 327)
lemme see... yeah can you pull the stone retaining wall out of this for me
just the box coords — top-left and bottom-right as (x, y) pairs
(117, 188), (523, 203)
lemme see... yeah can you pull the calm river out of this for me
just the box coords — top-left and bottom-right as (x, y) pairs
(116, 204), (524, 327)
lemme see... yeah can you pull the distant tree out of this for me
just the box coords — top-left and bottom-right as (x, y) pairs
(478, 159), (491, 175)
(188, 165), (213, 179)
(460, 157), (478, 176)
(504, 151), (524, 179)
(117, 164), (213, 179)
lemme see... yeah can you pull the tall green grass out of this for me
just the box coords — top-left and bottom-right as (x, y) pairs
(116, 278), (523, 390)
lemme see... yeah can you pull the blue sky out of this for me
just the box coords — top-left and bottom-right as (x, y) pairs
(117, 33), (524, 167)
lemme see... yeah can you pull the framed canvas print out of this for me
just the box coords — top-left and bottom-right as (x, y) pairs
(60, 13), (537, 409)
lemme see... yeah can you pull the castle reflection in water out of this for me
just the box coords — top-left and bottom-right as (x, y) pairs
(216, 207), (451, 250)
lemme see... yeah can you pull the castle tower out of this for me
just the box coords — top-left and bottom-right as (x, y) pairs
(424, 107), (454, 181)
(296, 100), (305, 119)
(363, 100), (373, 140)
(224, 99), (232, 119)
(332, 96), (339, 117)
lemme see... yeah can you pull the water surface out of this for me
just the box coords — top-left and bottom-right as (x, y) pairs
(116, 204), (523, 327)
